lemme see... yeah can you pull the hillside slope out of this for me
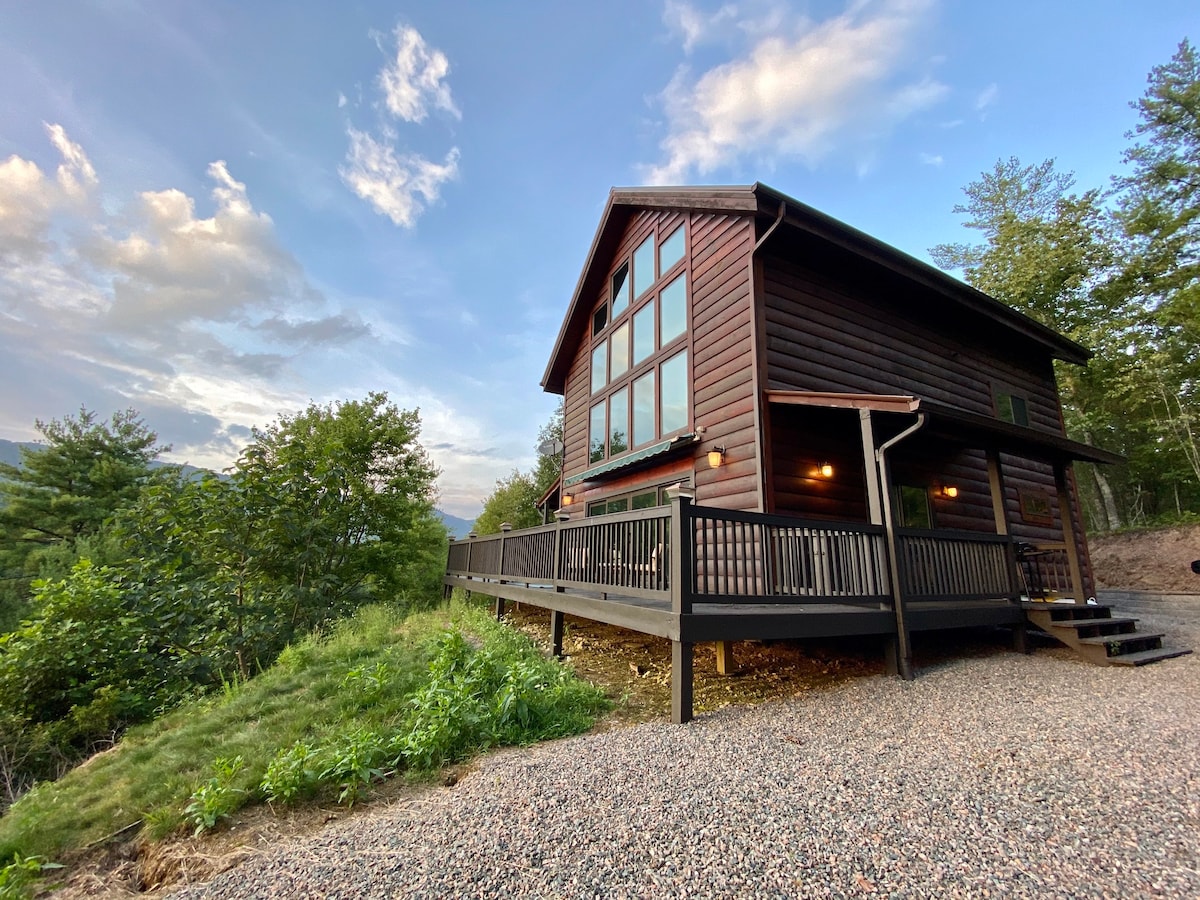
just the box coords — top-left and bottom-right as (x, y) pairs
(1089, 524), (1200, 593)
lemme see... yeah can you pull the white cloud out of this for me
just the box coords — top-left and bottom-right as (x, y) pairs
(663, 1), (740, 53)
(378, 24), (460, 123)
(0, 126), (372, 468)
(646, 0), (947, 182)
(975, 82), (998, 112)
(337, 91), (348, 108)
(919, 151), (943, 166)
(340, 127), (459, 228)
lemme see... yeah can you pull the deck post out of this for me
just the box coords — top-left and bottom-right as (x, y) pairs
(553, 509), (569, 589)
(1053, 463), (1086, 603)
(550, 609), (565, 658)
(665, 485), (695, 615)
(465, 532), (477, 575)
(715, 640), (735, 675)
(671, 641), (694, 724)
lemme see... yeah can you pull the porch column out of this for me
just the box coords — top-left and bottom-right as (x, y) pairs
(715, 641), (735, 675)
(550, 609), (564, 658)
(989, 450), (1027, 651)
(671, 641), (694, 724)
(861, 410), (900, 676)
(1054, 462), (1086, 602)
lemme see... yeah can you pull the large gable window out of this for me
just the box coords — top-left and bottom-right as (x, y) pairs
(583, 220), (690, 467)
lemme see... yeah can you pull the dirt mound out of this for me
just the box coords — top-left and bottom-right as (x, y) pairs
(1089, 524), (1200, 593)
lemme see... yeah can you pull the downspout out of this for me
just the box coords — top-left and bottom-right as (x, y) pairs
(875, 412), (927, 680)
(748, 201), (786, 513)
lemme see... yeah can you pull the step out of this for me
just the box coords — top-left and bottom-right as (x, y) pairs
(1106, 648), (1193, 667)
(1077, 632), (1165, 657)
(1049, 616), (1139, 632)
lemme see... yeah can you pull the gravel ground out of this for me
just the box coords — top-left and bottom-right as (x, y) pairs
(172, 605), (1200, 899)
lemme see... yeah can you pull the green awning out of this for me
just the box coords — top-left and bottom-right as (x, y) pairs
(563, 433), (697, 487)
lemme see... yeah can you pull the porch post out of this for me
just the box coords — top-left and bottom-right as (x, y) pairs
(550, 609), (564, 658)
(1053, 463), (1086, 602)
(666, 484), (696, 723)
(671, 641), (694, 724)
(861, 410), (900, 675)
(989, 450), (1027, 651)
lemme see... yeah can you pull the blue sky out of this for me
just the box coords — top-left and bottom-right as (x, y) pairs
(0, 1), (1194, 518)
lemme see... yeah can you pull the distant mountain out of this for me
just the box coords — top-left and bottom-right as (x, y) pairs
(0, 438), (213, 481)
(436, 510), (475, 539)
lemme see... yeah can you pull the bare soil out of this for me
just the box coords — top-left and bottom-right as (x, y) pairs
(1089, 523), (1200, 593)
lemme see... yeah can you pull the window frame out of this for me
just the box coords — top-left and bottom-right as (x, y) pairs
(994, 389), (1030, 427)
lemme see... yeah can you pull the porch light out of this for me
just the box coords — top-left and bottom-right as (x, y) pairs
(940, 485), (959, 499)
(819, 462), (834, 478)
(562, 493), (574, 506)
(707, 445), (726, 468)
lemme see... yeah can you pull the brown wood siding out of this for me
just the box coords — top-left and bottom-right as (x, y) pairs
(690, 214), (758, 510)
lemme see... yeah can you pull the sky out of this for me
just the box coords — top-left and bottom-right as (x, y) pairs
(0, 1), (1195, 519)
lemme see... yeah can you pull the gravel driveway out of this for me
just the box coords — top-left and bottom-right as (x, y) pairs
(173, 603), (1199, 899)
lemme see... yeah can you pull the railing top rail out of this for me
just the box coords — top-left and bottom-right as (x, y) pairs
(452, 521), (559, 544)
(895, 527), (1014, 543)
(689, 504), (885, 535)
(556, 506), (671, 529)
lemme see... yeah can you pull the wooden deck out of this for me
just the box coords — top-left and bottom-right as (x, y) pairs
(445, 491), (1029, 722)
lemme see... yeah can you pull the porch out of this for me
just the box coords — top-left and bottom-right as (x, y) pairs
(444, 490), (1044, 723)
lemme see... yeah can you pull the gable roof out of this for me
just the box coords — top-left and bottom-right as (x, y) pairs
(540, 183), (1092, 395)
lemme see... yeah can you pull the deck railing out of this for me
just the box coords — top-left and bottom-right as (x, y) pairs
(1015, 543), (1076, 599)
(447, 497), (1025, 609)
(896, 528), (1019, 601)
(689, 507), (889, 604)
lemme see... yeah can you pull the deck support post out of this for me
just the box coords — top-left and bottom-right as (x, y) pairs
(550, 609), (564, 658)
(715, 641), (735, 675)
(494, 597), (505, 620)
(883, 636), (899, 676)
(671, 641), (694, 724)
(1011, 620), (1029, 654)
(1053, 463), (1086, 603)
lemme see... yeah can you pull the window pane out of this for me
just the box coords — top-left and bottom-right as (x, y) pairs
(610, 322), (630, 379)
(633, 234), (655, 299)
(591, 341), (607, 392)
(592, 303), (608, 336)
(633, 370), (656, 447)
(632, 302), (655, 365)
(1011, 396), (1029, 427)
(589, 402), (606, 463)
(899, 485), (931, 529)
(587, 501), (605, 517)
(660, 273), (687, 345)
(609, 387), (629, 456)
(660, 227), (685, 273)
(611, 262), (630, 316)
(632, 491), (658, 510)
(660, 350), (688, 434)
(606, 498), (629, 514)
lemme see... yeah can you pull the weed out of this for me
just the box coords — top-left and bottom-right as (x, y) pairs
(260, 742), (320, 805)
(0, 853), (64, 900)
(183, 756), (246, 836)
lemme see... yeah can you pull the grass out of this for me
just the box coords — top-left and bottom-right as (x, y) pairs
(0, 598), (609, 868)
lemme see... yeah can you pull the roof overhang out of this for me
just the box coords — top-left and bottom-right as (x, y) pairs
(766, 391), (1123, 466)
(542, 184), (1093, 395)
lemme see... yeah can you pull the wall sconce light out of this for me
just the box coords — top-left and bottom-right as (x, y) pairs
(562, 493), (573, 506)
(707, 445), (726, 468)
(939, 485), (959, 499)
(818, 462), (834, 479)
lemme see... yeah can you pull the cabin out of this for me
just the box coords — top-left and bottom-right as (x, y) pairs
(445, 183), (1162, 724)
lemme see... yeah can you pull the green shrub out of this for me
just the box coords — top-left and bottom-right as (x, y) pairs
(183, 756), (247, 836)
(260, 742), (320, 805)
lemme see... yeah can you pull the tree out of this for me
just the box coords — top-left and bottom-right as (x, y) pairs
(0, 409), (169, 627)
(1115, 38), (1200, 503)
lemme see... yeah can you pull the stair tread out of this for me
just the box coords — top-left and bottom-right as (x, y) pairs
(1106, 648), (1193, 667)
(1049, 616), (1139, 631)
(1077, 632), (1165, 646)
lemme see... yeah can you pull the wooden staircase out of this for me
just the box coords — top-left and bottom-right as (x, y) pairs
(1023, 601), (1192, 666)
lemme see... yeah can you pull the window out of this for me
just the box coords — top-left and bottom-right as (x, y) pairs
(609, 388), (629, 456)
(633, 234), (655, 299)
(632, 303), (654, 365)
(660, 227), (685, 273)
(610, 322), (630, 380)
(591, 342), (607, 392)
(660, 350), (688, 435)
(897, 485), (932, 529)
(632, 370), (656, 447)
(996, 392), (1029, 427)
(592, 303), (608, 337)
(659, 273), (686, 344)
(586, 483), (678, 517)
(611, 262), (630, 316)
(589, 402), (606, 464)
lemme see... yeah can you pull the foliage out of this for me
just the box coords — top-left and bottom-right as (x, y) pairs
(0, 601), (607, 862)
(0, 853), (63, 900)
(474, 402), (563, 534)
(183, 756), (246, 835)
(0, 408), (169, 629)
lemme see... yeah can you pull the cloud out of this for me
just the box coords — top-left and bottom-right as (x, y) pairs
(646, 0), (947, 183)
(662, 1), (740, 53)
(340, 127), (460, 228)
(975, 82), (998, 112)
(378, 25), (461, 123)
(919, 151), (944, 166)
(341, 24), (460, 227)
(0, 125), (373, 467)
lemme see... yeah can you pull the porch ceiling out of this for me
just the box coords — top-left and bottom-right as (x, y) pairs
(765, 391), (1123, 466)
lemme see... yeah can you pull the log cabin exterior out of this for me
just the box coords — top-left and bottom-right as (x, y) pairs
(446, 184), (1129, 723)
